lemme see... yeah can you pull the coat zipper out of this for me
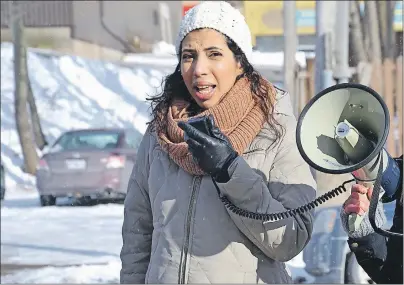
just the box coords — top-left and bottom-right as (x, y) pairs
(178, 176), (202, 284)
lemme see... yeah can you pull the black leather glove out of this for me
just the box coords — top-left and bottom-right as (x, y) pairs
(178, 115), (238, 182)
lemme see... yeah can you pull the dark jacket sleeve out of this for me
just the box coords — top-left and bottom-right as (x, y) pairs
(348, 202), (403, 284)
(348, 155), (403, 284)
(348, 233), (387, 282)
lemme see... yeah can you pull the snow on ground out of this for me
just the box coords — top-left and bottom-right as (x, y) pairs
(1, 199), (122, 266)
(1, 261), (121, 284)
(1, 192), (123, 283)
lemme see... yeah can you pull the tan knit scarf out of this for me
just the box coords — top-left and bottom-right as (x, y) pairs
(157, 77), (275, 175)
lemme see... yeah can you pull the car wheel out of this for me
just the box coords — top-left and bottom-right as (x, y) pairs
(0, 187), (5, 200)
(345, 253), (374, 284)
(76, 196), (92, 206)
(40, 195), (56, 206)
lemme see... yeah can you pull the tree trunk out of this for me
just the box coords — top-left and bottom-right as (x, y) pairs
(11, 2), (38, 175)
(385, 1), (396, 59)
(365, 1), (384, 95)
(349, 0), (368, 66)
(376, 1), (388, 59)
(361, 1), (371, 60)
(27, 81), (48, 150)
(366, 1), (382, 60)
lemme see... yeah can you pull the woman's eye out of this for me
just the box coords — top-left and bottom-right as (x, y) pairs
(210, 52), (222, 57)
(182, 54), (193, 60)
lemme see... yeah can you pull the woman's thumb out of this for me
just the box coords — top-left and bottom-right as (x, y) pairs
(207, 115), (217, 131)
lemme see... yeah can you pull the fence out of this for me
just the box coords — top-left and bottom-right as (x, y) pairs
(371, 57), (403, 158)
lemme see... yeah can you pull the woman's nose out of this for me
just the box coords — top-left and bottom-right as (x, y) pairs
(193, 56), (209, 77)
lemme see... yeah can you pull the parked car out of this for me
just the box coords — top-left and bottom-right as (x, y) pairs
(36, 128), (142, 206)
(288, 202), (395, 283)
(1, 162), (5, 201)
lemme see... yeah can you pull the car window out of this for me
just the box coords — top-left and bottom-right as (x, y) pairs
(50, 131), (120, 151)
(312, 208), (338, 234)
(124, 129), (142, 149)
(0, 165), (4, 188)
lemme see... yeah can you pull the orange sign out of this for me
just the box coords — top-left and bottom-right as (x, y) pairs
(182, 1), (199, 16)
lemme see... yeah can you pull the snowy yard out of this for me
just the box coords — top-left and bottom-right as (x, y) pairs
(1, 188), (123, 283)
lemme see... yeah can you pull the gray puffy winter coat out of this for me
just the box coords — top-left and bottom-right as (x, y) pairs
(120, 89), (317, 283)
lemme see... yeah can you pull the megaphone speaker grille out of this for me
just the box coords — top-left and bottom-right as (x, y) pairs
(296, 83), (390, 174)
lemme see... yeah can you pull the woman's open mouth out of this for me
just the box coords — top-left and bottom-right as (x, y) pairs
(194, 85), (216, 100)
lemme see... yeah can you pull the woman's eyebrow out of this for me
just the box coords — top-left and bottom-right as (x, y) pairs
(204, 46), (223, 51)
(182, 46), (223, 53)
(182, 48), (195, 53)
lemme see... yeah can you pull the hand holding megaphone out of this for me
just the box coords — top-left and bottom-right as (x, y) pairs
(343, 184), (373, 227)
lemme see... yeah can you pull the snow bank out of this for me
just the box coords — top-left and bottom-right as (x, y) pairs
(152, 41), (176, 56)
(0, 43), (173, 190)
(1, 261), (120, 284)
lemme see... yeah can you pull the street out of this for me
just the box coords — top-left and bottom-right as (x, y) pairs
(1, 189), (123, 283)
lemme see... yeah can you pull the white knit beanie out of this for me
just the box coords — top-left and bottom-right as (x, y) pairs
(175, 1), (253, 63)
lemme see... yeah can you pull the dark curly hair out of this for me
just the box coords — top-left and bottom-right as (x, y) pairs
(146, 34), (284, 148)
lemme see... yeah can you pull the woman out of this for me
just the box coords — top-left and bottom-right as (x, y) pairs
(120, 1), (317, 283)
(340, 155), (403, 284)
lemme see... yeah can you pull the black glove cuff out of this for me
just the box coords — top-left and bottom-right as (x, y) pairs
(348, 233), (387, 262)
(212, 152), (238, 183)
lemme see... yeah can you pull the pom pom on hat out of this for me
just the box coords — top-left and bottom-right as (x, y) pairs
(175, 1), (253, 63)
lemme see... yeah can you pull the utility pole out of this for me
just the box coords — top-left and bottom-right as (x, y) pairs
(366, 1), (383, 95)
(314, 1), (336, 94)
(10, 1), (39, 174)
(385, 0), (396, 59)
(283, 1), (298, 116)
(333, 1), (351, 83)
(313, 1), (353, 190)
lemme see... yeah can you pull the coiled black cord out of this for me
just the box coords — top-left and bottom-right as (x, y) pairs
(368, 154), (403, 238)
(212, 178), (355, 221)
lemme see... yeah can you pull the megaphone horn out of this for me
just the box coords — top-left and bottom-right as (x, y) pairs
(296, 83), (402, 237)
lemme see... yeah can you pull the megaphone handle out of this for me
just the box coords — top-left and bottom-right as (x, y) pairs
(348, 213), (364, 232)
(348, 181), (373, 233)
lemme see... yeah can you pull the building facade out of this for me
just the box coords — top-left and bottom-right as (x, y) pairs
(1, 1), (183, 53)
(243, 1), (403, 54)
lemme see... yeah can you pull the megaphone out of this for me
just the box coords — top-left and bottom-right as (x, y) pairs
(296, 83), (402, 238)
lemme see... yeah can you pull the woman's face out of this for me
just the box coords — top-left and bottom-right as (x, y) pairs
(180, 29), (243, 109)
